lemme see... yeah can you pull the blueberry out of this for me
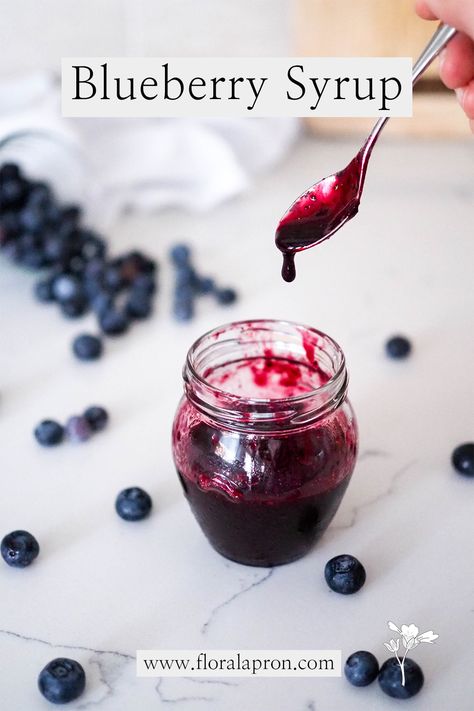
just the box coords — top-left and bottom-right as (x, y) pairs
(72, 334), (103, 361)
(115, 487), (152, 521)
(344, 651), (379, 687)
(38, 658), (86, 704)
(83, 405), (109, 432)
(18, 231), (39, 250)
(451, 442), (474, 477)
(1, 530), (40, 568)
(27, 182), (52, 207)
(139, 255), (157, 274)
(83, 276), (104, 300)
(378, 657), (424, 699)
(91, 291), (113, 316)
(60, 296), (88, 319)
(0, 178), (25, 206)
(324, 554), (366, 594)
(44, 234), (71, 263)
(0, 162), (21, 181)
(79, 231), (106, 260)
(2, 241), (22, 262)
(65, 416), (92, 443)
(215, 287), (237, 305)
(125, 290), (153, 320)
(58, 205), (81, 234)
(121, 250), (149, 271)
(194, 276), (215, 295)
(84, 257), (105, 280)
(34, 278), (55, 303)
(173, 301), (194, 322)
(67, 255), (87, 275)
(34, 420), (64, 447)
(119, 252), (146, 283)
(175, 280), (194, 299)
(385, 335), (411, 359)
(170, 243), (191, 266)
(175, 264), (196, 289)
(132, 273), (156, 295)
(173, 290), (194, 322)
(99, 309), (129, 336)
(21, 249), (48, 270)
(103, 264), (125, 293)
(20, 205), (46, 232)
(0, 211), (21, 237)
(44, 202), (61, 225)
(52, 274), (82, 303)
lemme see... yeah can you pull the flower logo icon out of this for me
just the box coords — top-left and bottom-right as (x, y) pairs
(384, 621), (439, 686)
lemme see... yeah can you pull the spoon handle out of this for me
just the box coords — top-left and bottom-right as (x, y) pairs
(363, 23), (457, 158)
(412, 23), (457, 85)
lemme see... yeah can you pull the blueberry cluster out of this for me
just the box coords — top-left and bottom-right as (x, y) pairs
(170, 243), (237, 322)
(327, 553), (424, 700)
(344, 650), (424, 699)
(0, 163), (157, 358)
(324, 554), (422, 698)
(34, 405), (109, 446)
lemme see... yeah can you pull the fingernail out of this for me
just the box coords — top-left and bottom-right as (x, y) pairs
(439, 49), (447, 69)
(455, 88), (465, 107)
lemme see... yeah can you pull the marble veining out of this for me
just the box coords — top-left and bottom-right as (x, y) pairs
(331, 459), (418, 531)
(0, 628), (134, 661)
(201, 569), (274, 635)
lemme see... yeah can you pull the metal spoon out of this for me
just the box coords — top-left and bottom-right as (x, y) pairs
(276, 23), (457, 282)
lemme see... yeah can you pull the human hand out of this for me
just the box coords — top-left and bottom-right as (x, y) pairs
(416, 0), (474, 131)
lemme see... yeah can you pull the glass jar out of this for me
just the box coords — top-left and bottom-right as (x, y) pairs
(172, 319), (358, 567)
(0, 130), (104, 227)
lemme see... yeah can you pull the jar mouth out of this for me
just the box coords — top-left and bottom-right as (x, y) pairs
(184, 319), (348, 430)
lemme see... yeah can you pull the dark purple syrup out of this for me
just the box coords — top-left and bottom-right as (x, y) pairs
(172, 354), (357, 566)
(276, 151), (364, 282)
(178, 471), (352, 566)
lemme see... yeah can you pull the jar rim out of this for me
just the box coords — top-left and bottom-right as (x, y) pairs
(184, 319), (347, 414)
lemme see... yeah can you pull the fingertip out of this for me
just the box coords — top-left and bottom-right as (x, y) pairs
(439, 34), (474, 89)
(460, 80), (474, 120)
(455, 87), (465, 108)
(415, 0), (438, 21)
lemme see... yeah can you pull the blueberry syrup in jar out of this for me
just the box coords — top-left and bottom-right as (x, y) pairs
(172, 320), (358, 567)
(276, 151), (364, 282)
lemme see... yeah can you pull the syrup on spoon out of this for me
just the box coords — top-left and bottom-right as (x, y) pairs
(276, 148), (366, 282)
(275, 22), (457, 283)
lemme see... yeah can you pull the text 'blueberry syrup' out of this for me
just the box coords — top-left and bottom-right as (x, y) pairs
(276, 151), (364, 282)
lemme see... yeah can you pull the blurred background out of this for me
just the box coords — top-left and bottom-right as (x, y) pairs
(0, 0), (468, 226)
(0, 0), (467, 132)
(0, 0), (290, 69)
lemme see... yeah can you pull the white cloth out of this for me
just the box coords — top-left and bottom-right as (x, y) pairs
(0, 72), (299, 218)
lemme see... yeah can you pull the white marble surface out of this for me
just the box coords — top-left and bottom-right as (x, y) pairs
(0, 134), (473, 710)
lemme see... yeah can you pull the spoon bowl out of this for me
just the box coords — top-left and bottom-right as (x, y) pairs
(276, 150), (366, 281)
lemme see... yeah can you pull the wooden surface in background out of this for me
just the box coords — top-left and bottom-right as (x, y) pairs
(296, 0), (470, 137)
